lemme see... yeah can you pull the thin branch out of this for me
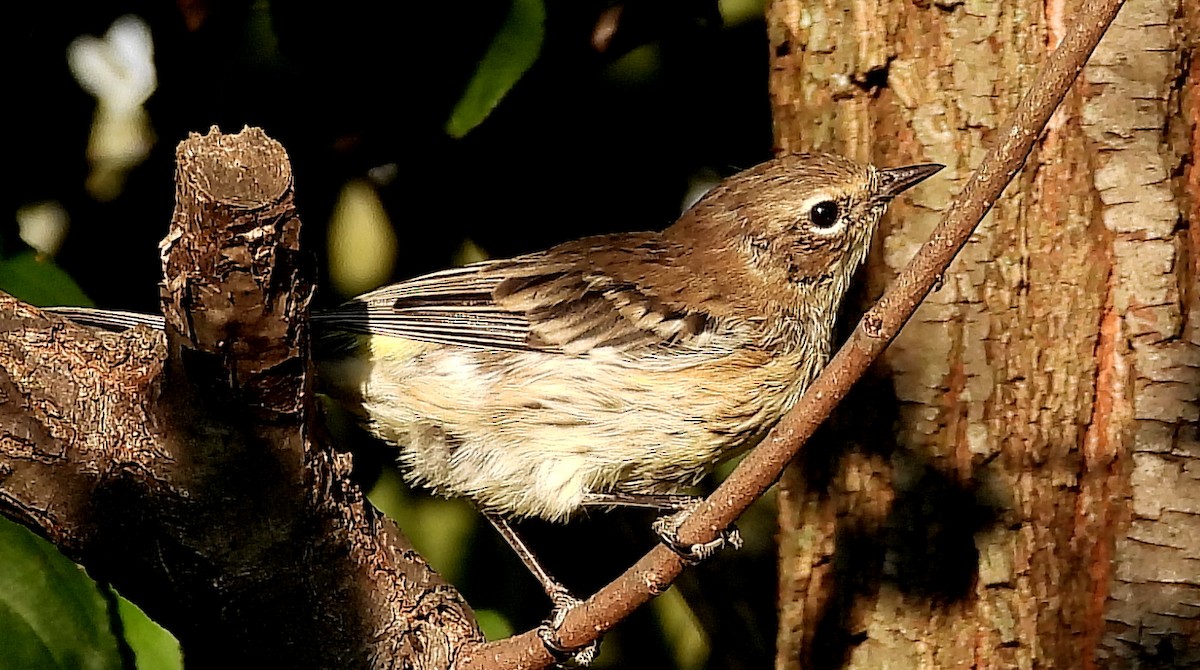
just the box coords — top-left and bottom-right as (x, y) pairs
(458, 0), (1128, 666)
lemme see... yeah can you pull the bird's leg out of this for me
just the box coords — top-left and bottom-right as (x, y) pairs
(483, 512), (567, 599)
(482, 513), (599, 666)
(581, 493), (743, 564)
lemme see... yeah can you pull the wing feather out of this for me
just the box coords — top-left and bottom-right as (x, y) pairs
(317, 233), (744, 366)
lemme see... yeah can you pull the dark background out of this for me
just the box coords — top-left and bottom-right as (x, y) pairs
(8, 2), (778, 667)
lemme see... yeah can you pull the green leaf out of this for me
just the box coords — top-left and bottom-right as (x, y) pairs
(0, 518), (122, 670)
(116, 596), (181, 670)
(0, 251), (92, 307)
(473, 609), (513, 642)
(445, 0), (545, 138)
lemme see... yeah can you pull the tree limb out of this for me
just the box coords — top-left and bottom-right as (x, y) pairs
(0, 127), (480, 669)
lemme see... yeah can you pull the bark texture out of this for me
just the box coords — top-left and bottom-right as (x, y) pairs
(768, 0), (1197, 667)
(0, 127), (481, 668)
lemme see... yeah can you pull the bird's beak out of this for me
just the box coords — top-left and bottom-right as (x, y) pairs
(875, 163), (944, 201)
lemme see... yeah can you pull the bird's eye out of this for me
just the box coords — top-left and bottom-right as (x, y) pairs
(809, 200), (840, 229)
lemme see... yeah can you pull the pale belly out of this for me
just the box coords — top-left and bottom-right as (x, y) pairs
(321, 335), (818, 522)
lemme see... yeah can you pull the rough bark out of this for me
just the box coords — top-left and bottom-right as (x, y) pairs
(0, 127), (481, 669)
(769, 0), (1197, 668)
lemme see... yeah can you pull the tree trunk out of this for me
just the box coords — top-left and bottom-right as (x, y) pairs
(767, 0), (1198, 667)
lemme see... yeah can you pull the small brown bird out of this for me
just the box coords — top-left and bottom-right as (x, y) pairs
(49, 153), (940, 660)
(52, 151), (940, 536)
(313, 153), (940, 524)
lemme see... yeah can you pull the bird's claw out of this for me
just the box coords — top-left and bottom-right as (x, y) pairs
(535, 588), (600, 667)
(652, 507), (743, 564)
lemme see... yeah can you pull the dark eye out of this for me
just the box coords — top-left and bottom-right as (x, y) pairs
(809, 200), (840, 229)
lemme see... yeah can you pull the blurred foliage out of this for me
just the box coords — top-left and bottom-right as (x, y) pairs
(0, 252), (92, 308)
(446, 0), (546, 138)
(328, 178), (398, 297)
(6, 0), (775, 667)
(67, 14), (157, 201)
(653, 588), (709, 670)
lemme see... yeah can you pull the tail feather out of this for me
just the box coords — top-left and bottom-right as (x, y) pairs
(43, 306), (166, 331)
(44, 306), (357, 384)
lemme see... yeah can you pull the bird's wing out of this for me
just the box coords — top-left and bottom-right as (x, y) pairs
(316, 234), (744, 364)
(317, 260), (538, 351)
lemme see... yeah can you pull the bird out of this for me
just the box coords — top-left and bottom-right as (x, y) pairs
(313, 153), (940, 523)
(47, 153), (940, 661)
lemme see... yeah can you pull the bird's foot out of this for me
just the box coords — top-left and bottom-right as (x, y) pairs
(651, 502), (743, 564)
(535, 587), (600, 667)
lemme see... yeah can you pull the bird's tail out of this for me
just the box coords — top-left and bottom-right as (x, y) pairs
(46, 304), (367, 367)
(42, 306), (166, 331)
(44, 306), (357, 360)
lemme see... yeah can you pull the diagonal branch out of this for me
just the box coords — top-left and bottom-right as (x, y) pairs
(458, 0), (1129, 666)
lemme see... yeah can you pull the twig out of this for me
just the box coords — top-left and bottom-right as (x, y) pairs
(457, 0), (1128, 666)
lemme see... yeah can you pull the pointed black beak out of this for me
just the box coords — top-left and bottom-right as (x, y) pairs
(876, 163), (944, 200)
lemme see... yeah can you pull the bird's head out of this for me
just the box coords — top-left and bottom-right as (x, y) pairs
(670, 153), (942, 312)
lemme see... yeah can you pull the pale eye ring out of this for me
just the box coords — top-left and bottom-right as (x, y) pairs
(810, 200), (840, 229)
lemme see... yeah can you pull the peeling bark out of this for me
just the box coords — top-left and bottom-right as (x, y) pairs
(769, 0), (1197, 667)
